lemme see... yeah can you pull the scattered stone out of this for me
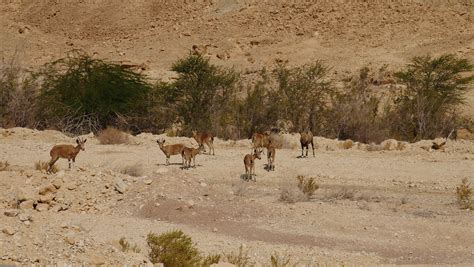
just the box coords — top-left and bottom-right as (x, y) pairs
(4, 210), (19, 217)
(19, 200), (35, 210)
(35, 203), (49, 212)
(18, 213), (31, 222)
(186, 200), (195, 208)
(212, 227), (218, 233)
(143, 179), (153, 185)
(200, 182), (207, 187)
(39, 184), (57, 195)
(2, 226), (16, 235)
(66, 183), (77, 190)
(38, 193), (54, 203)
(64, 234), (77, 245)
(52, 178), (63, 189)
(114, 178), (127, 194)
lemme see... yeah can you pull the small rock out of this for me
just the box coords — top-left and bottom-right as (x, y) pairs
(212, 227), (218, 233)
(52, 178), (63, 189)
(39, 184), (57, 195)
(64, 234), (77, 245)
(38, 193), (54, 203)
(143, 179), (153, 185)
(2, 226), (16, 235)
(4, 210), (20, 217)
(200, 182), (207, 187)
(186, 200), (195, 208)
(66, 183), (77, 190)
(18, 213), (31, 222)
(114, 178), (127, 194)
(35, 203), (49, 212)
(19, 200), (35, 210)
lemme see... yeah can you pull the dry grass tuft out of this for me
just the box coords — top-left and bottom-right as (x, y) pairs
(201, 254), (221, 266)
(97, 127), (130, 144)
(340, 139), (354, 149)
(270, 253), (292, 267)
(279, 188), (307, 204)
(119, 237), (141, 253)
(0, 161), (10, 171)
(35, 160), (59, 174)
(367, 142), (383, 152)
(297, 175), (319, 198)
(223, 245), (251, 267)
(120, 163), (143, 177)
(456, 178), (473, 210)
(328, 187), (355, 200)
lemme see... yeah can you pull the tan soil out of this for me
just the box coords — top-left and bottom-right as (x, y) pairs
(0, 127), (473, 265)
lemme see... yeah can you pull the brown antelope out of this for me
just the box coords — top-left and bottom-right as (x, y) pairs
(156, 139), (186, 165)
(243, 148), (262, 181)
(192, 130), (215, 155)
(48, 137), (87, 172)
(300, 130), (315, 157)
(181, 145), (205, 169)
(265, 139), (276, 171)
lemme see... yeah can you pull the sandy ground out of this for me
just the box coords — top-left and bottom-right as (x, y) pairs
(0, 127), (473, 265)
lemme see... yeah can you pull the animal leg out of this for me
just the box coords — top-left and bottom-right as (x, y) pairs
(48, 157), (59, 173)
(311, 141), (315, 157)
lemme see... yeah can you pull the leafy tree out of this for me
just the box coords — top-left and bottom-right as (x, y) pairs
(166, 54), (239, 134)
(36, 50), (152, 133)
(391, 54), (474, 140)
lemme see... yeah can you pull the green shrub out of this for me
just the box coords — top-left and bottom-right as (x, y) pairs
(200, 254), (221, 267)
(147, 230), (201, 266)
(390, 54), (474, 141)
(36, 50), (152, 134)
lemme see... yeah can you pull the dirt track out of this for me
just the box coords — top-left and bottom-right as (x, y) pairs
(1, 128), (473, 265)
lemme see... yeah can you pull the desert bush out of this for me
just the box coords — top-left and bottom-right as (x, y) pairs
(223, 245), (251, 267)
(97, 127), (130, 144)
(147, 230), (201, 266)
(200, 254), (221, 267)
(340, 139), (354, 149)
(120, 163), (143, 177)
(0, 53), (38, 128)
(162, 54), (239, 136)
(35, 160), (59, 173)
(0, 161), (10, 171)
(297, 175), (319, 198)
(119, 237), (141, 253)
(456, 178), (473, 210)
(327, 67), (388, 143)
(270, 253), (292, 267)
(389, 54), (474, 141)
(36, 50), (152, 134)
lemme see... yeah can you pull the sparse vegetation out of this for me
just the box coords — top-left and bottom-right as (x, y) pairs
(223, 245), (251, 267)
(456, 178), (473, 210)
(200, 254), (221, 267)
(296, 175), (319, 198)
(119, 237), (141, 253)
(270, 253), (292, 267)
(279, 188), (307, 204)
(120, 163), (144, 177)
(35, 160), (59, 173)
(0, 161), (10, 171)
(147, 230), (201, 266)
(97, 127), (130, 144)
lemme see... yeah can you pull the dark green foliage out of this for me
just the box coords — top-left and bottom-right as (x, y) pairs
(271, 62), (333, 133)
(36, 50), (152, 133)
(390, 54), (474, 141)
(327, 67), (387, 143)
(164, 54), (239, 135)
(147, 230), (201, 266)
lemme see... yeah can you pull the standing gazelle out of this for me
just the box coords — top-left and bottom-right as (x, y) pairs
(265, 139), (276, 171)
(48, 137), (87, 173)
(243, 148), (262, 181)
(192, 130), (215, 155)
(157, 139), (186, 165)
(299, 130), (315, 157)
(181, 145), (205, 169)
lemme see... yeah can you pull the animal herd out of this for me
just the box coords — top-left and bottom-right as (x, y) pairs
(46, 130), (317, 181)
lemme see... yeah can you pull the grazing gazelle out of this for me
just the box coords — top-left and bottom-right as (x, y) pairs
(156, 139), (186, 165)
(243, 148), (262, 181)
(265, 139), (276, 171)
(299, 129), (315, 157)
(192, 130), (215, 155)
(48, 137), (87, 173)
(181, 145), (205, 169)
